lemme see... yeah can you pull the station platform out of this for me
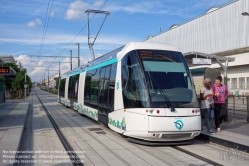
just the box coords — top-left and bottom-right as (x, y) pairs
(0, 102), (29, 165)
(199, 117), (249, 153)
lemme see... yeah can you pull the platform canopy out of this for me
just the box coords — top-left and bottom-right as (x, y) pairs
(183, 51), (235, 67)
(183, 51), (235, 86)
(0, 54), (16, 64)
(0, 55), (16, 75)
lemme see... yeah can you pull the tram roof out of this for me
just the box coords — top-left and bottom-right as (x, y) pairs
(60, 42), (181, 79)
(60, 46), (124, 79)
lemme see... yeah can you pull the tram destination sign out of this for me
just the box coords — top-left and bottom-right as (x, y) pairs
(192, 58), (212, 65)
(0, 67), (10, 74)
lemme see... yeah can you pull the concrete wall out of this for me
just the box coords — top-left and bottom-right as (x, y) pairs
(219, 65), (249, 94)
(207, 65), (249, 95)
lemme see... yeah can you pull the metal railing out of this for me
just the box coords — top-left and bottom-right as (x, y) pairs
(228, 95), (249, 123)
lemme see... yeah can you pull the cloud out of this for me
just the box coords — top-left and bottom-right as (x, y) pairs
(0, 31), (137, 46)
(105, 1), (161, 14)
(0, 23), (138, 61)
(27, 18), (42, 27)
(14, 54), (92, 82)
(65, 0), (103, 20)
(104, 0), (232, 17)
(50, 11), (55, 17)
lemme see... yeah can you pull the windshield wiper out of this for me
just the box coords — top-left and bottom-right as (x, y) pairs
(145, 66), (175, 112)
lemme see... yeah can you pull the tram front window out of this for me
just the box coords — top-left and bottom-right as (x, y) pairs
(121, 52), (149, 108)
(138, 50), (198, 108)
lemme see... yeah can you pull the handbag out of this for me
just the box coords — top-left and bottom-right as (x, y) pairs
(210, 104), (215, 119)
(210, 104), (215, 110)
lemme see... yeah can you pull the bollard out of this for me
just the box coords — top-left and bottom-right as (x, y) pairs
(233, 95), (235, 117)
(247, 96), (249, 123)
(242, 92), (244, 105)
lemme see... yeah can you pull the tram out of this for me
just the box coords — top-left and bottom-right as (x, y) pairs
(58, 42), (201, 142)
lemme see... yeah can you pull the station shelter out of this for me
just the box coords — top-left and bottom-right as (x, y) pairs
(0, 55), (16, 103)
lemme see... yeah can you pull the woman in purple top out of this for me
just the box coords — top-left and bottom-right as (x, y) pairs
(212, 76), (228, 132)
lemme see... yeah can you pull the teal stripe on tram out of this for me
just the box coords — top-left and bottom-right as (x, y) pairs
(69, 71), (82, 76)
(61, 77), (67, 79)
(86, 58), (118, 71)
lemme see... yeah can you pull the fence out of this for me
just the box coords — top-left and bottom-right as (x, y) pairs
(40, 86), (58, 95)
(4, 89), (31, 100)
(228, 95), (249, 123)
(0, 82), (5, 103)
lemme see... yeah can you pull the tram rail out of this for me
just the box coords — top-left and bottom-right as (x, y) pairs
(34, 89), (84, 166)
(36, 89), (223, 166)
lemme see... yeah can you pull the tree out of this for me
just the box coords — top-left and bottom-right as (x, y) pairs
(11, 72), (24, 97)
(0, 62), (32, 98)
(55, 78), (60, 89)
(0, 62), (20, 90)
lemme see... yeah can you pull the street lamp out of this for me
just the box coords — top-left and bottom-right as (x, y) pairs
(242, 12), (249, 16)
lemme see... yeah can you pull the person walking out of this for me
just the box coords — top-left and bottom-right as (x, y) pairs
(200, 78), (214, 133)
(212, 76), (228, 132)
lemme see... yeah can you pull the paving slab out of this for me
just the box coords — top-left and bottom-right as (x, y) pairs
(0, 102), (29, 166)
(199, 118), (249, 153)
(178, 140), (249, 166)
(31, 93), (72, 166)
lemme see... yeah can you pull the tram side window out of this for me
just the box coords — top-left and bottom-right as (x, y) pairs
(83, 63), (116, 111)
(84, 69), (100, 109)
(68, 76), (74, 100)
(59, 78), (66, 97)
(121, 52), (148, 108)
(109, 63), (117, 112)
(68, 74), (80, 101)
(90, 69), (100, 109)
(74, 74), (80, 101)
(84, 71), (93, 107)
(101, 65), (111, 111)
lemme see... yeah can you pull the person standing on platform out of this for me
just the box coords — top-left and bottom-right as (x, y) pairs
(212, 76), (228, 132)
(200, 78), (214, 134)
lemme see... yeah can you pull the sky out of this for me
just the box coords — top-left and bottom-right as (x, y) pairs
(0, 0), (233, 82)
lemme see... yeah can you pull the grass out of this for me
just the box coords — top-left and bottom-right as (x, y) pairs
(11, 96), (26, 100)
(8, 92), (31, 100)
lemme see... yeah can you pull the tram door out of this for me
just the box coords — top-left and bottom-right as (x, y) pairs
(98, 65), (111, 125)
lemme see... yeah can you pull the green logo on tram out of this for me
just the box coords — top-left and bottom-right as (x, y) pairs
(174, 120), (184, 130)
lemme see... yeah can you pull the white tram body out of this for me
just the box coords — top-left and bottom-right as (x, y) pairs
(58, 42), (201, 142)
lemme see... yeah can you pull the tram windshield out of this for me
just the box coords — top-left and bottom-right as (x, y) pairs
(138, 50), (198, 108)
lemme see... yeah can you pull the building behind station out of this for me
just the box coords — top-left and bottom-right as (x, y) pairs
(145, 0), (249, 94)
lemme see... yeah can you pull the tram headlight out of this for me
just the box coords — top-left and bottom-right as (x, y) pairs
(195, 109), (200, 113)
(192, 109), (200, 114)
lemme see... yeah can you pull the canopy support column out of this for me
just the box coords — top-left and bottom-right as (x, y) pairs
(216, 59), (229, 121)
